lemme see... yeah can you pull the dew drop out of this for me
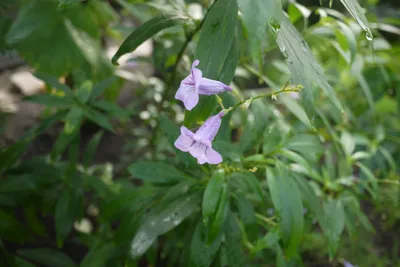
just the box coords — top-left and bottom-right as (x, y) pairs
(365, 30), (373, 41)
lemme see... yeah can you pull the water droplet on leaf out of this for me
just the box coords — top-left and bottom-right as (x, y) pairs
(365, 30), (373, 41)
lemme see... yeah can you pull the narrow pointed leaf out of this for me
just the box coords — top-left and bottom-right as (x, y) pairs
(202, 170), (225, 225)
(339, 0), (372, 39)
(275, 16), (344, 121)
(112, 14), (187, 65)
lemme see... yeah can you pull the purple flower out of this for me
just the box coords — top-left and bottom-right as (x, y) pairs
(174, 111), (225, 164)
(175, 60), (232, 110)
(343, 261), (357, 267)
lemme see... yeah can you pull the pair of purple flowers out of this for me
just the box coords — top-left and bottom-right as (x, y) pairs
(174, 60), (232, 165)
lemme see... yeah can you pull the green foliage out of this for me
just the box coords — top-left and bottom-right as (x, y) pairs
(1, 0), (399, 266)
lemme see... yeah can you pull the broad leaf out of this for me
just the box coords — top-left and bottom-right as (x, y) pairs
(321, 198), (345, 257)
(7, 1), (100, 75)
(238, 0), (282, 61)
(267, 162), (304, 259)
(224, 211), (245, 267)
(190, 222), (222, 267)
(17, 248), (76, 267)
(80, 243), (115, 267)
(130, 193), (200, 258)
(128, 161), (187, 184)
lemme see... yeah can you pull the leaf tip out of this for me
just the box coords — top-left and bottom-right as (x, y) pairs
(111, 55), (119, 66)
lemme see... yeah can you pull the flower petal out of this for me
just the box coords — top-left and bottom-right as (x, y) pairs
(175, 82), (199, 110)
(198, 78), (232, 95)
(189, 142), (207, 163)
(205, 147), (222, 164)
(180, 126), (195, 137)
(174, 126), (195, 152)
(191, 60), (203, 86)
(194, 113), (222, 143)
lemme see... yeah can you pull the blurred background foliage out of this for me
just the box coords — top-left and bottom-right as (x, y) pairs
(0, 0), (399, 266)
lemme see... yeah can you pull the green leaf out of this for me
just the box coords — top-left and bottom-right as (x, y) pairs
(184, 0), (238, 127)
(340, 193), (375, 234)
(6, 1), (56, 44)
(224, 211), (245, 267)
(335, 21), (357, 63)
(340, 131), (355, 156)
(55, 189), (81, 247)
(208, 183), (229, 243)
(339, 0), (372, 40)
(285, 134), (324, 162)
(218, 30), (240, 85)
(235, 194), (256, 226)
(6, 1), (100, 76)
(34, 73), (73, 96)
(238, 0), (282, 60)
(252, 228), (280, 254)
(212, 141), (241, 162)
(379, 147), (397, 172)
(80, 243), (115, 267)
(263, 123), (286, 155)
(84, 108), (114, 132)
(351, 56), (374, 109)
(24, 206), (46, 237)
(83, 131), (103, 167)
(130, 193), (200, 258)
(25, 94), (74, 108)
(0, 210), (32, 243)
(280, 95), (314, 131)
(58, 0), (80, 9)
(7, 0), (99, 76)
(321, 198), (345, 257)
(51, 108), (84, 160)
(128, 161), (187, 184)
(293, 175), (323, 223)
(75, 80), (93, 104)
(190, 222), (222, 267)
(239, 99), (271, 153)
(266, 162), (304, 259)
(15, 257), (37, 267)
(17, 249), (76, 267)
(231, 172), (264, 204)
(112, 14), (186, 65)
(0, 111), (67, 175)
(0, 175), (36, 194)
(64, 18), (101, 69)
(202, 170), (225, 225)
(92, 100), (129, 119)
(89, 76), (118, 101)
(356, 162), (378, 200)
(275, 16), (344, 120)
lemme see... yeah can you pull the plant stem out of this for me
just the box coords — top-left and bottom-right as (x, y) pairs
(255, 213), (276, 226)
(224, 84), (300, 114)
